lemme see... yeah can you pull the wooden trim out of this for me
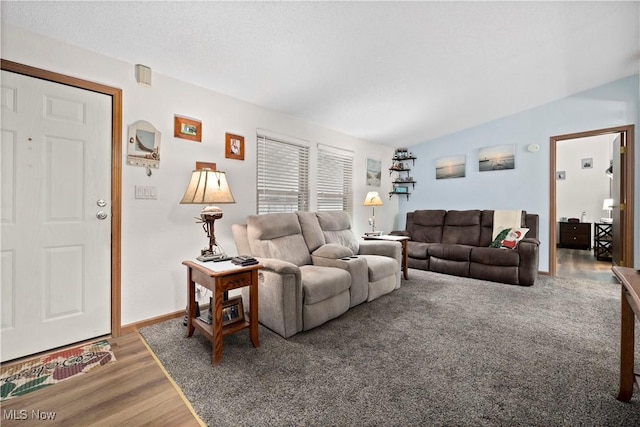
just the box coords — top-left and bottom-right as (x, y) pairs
(120, 309), (187, 335)
(549, 125), (635, 275)
(1, 59), (123, 337)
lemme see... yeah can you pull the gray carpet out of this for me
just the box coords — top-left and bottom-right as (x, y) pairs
(140, 269), (640, 426)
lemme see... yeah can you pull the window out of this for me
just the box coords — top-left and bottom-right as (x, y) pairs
(257, 132), (309, 214)
(317, 145), (353, 214)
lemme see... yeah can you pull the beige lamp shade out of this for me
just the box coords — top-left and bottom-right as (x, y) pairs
(363, 191), (384, 207)
(180, 169), (235, 205)
(602, 198), (614, 210)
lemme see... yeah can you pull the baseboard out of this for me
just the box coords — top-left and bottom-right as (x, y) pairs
(120, 304), (211, 335)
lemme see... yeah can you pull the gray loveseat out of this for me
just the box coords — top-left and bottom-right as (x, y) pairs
(392, 210), (540, 286)
(232, 211), (402, 338)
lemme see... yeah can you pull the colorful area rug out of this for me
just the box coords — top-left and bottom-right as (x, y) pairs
(0, 340), (116, 401)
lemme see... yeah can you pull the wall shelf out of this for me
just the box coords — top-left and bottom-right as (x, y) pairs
(389, 148), (417, 199)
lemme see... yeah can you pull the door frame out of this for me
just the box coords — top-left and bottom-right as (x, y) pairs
(1, 59), (123, 337)
(549, 125), (635, 275)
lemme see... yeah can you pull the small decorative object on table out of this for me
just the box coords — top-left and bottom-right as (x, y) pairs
(221, 296), (244, 326)
(232, 255), (259, 266)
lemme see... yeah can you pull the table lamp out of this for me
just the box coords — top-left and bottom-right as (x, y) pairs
(180, 168), (236, 261)
(363, 191), (383, 235)
(601, 198), (614, 223)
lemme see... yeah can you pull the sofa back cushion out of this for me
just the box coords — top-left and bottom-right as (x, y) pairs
(442, 210), (482, 246)
(407, 210), (446, 243)
(296, 211), (326, 252)
(246, 213), (311, 266)
(315, 211), (360, 254)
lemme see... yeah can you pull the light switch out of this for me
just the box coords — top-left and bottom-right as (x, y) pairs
(135, 185), (158, 200)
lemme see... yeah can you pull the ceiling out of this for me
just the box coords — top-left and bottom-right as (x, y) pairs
(1, 1), (638, 147)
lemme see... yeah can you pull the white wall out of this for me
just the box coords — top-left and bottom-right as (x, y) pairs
(556, 135), (615, 246)
(398, 75), (639, 273)
(1, 24), (397, 325)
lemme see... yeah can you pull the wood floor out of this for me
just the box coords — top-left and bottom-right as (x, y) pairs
(1, 332), (203, 427)
(556, 247), (618, 284)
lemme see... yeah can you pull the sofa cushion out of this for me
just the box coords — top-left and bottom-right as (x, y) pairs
(480, 210), (526, 247)
(428, 243), (473, 261)
(407, 210), (446, 243)
(247, 213), (311, 266)
(358, 255), (399, 282)
(297, 211), (326, 252)
(489, 228), (511, 248)
(442, 210), (481, 246)
(316, 211), (360, 254)
(470, 247), (520, 266)
(299, 265), (351, 305)
(407, 241), (431, 260)
(500, 228), (529, 249)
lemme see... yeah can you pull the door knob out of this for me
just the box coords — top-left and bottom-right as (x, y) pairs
(96, 211), (108, 220)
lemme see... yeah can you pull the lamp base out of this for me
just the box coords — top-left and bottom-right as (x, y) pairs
(197, 248), (230, 262)
(600, 218), (613, 224)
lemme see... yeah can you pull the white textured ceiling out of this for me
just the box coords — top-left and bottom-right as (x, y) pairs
(1, 1), (638, 147)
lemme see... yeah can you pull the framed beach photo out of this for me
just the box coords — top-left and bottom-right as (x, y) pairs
(478, 144), (515, 172)
(436, 155), (466, 179)
(366, 157), (382, 187)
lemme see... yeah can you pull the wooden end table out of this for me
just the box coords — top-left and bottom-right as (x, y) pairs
(183, 260), (262, 366)
(613, 266), (640, 401)
(362, 234), (409, 279)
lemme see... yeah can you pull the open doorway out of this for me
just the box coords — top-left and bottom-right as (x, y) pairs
(549, 125), (634, 282)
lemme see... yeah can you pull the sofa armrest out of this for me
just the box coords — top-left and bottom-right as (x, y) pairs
(254, 257), (301, 276)
(515, 239), (540, 286)
(358, 240), (402, 262)
(520, 237), (540, 246)
(241, 257), (302, 338)
(311, 254), (369, 306)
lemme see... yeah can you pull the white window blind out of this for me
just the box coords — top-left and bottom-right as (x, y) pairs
(317, 145), (353, 214)
(257, 133), (309, 214)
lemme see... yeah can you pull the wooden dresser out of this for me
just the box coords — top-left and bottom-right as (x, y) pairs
(559, 221), (591, 250)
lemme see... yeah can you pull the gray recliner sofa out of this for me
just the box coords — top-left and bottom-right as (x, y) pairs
(232, 211), (402, 338)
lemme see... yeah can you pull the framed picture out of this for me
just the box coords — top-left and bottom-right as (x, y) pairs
(366, 157), (382, 187)
(556, 171), (566, 180)
(436, 155), (465, 179)
(222, 296), (244, 326)
(174, 115), (202, 142)
(478, 144), (515, 172)
(581, 158), (593, 169)
(225, 133), (244, 160)
(195, 162), (216, 171)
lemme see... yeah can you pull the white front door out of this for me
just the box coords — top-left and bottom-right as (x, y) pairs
(1, 70), (112, 362)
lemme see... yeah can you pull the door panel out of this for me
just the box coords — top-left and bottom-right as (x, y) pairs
(612, 134), (622, 266)
(0, 70), (111, 361)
